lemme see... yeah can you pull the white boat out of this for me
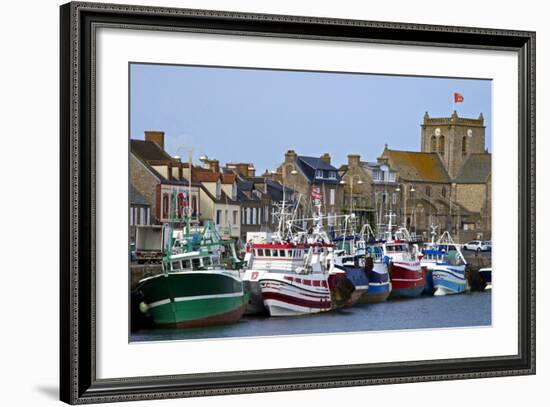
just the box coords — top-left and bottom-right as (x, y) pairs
(421, 227), (468, 296)
(242, 200), (353, 316)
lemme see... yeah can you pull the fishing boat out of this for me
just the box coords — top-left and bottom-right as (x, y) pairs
(380, 212), (425, 299)
(332, 215), (370, 305)
(421, 227), (468, 296)
(242, 201), (354, 316)
(135, 189), (248, 328)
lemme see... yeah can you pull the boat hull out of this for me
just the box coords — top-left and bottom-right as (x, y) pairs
(389, 261), (425, 299)
(241, 270), (267, 315)
(259, 275), (332, 317)
(359, 263), (391, 303)
(336, 265), (370, 306)
(136, 271), (248, 328)
(479, 268), (492, 289)
(432, 265), (467, 296)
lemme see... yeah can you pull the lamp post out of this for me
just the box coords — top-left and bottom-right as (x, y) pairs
(340, 174), (363, 216)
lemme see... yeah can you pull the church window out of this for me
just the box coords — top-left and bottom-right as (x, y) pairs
(438, 135), (445, 155)
(430, 135), (436, 151)
(441, 187), (447, 198)
(462, 136), (467, 155)
(425, 186), (431, 197)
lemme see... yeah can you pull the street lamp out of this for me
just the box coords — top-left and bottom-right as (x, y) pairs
(340, 174), (363, 216)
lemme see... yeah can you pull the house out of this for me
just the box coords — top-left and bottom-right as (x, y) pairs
(277, 151), (343, 227)
(130, 132), (201, 225)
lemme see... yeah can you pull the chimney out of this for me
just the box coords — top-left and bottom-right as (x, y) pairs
(144, 131), (165, 150)
(209, 159), (220, 173)
(248, 165), (256, 177)
(348, 154), (360, 168)
(285, 149), (297, 163)
(320, 153), (331, 165)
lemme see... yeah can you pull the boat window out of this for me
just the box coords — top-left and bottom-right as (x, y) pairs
(182, 260), (191, 269)
(257, 249), (264, 257)
(171, 261), (181, 270)
(192, 258), (201, 269)
(272, 250), (278, 257)
(279, 250), (285, 257)
(203, 257), (211, 267)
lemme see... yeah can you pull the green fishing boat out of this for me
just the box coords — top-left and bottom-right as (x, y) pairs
(135, 189), (248, 328)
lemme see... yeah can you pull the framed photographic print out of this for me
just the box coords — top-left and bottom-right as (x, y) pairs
(60, 1), (535, 404)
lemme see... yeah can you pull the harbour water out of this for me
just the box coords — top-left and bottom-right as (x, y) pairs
(130, 290), (491, 342)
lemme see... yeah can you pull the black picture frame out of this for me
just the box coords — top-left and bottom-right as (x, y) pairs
(60, 1), (536, 404)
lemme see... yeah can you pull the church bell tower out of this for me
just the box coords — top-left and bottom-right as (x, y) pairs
(421, 111), (486, 179)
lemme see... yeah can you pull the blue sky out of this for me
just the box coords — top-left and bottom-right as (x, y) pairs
(130, 63), (491, 173)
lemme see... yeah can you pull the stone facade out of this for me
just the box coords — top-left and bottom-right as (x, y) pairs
(277, 150), (344, 227)
(421, 111), (486, 179)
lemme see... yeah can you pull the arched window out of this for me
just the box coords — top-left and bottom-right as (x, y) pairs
(462, 136), (467, 155)
(430, 135), (437, 151)
(438, 135), (445, 155)
(425, 186), (431, 197)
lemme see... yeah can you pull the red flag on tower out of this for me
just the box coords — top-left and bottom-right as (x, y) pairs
(454, 92), (464, 103)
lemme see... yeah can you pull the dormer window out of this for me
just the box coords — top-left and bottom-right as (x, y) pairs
(328, 171), (337, 180)
(315, 170), (324, 179)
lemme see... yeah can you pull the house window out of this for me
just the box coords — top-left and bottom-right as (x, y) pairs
(315, 170), (323, 179)
(328, 171), (337, 179)
(216, 209), (222, 225)
(392, 193), (397, 205)
(252, 208), (257, 224)
(246, 208), (251, 225)
(330, 189), (335, 206)
(224, 209), (229, 225)
(265, 205), (269, 223)
(215, 181), (221, 199)
(233, 210), (238, 225)
(191, 196), (197, 217)
(130, 207), (134, 226)
(146, 208), (150, 225)
(258, 208), (262, 224)
(241, 208), (245, 225)
(162, 194), (170, 219)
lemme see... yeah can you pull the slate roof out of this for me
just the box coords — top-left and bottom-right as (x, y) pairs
(295, 156), (341, 184)
(454, 153), (492, 184)
(130, 139), (178, 163)
(382, 149), (450, 183)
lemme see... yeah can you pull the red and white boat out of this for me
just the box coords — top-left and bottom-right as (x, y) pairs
(242, 202), (354, 316)
(380, 214), (425, 298)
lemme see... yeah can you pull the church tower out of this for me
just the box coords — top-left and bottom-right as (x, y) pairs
(421, 111), (486, 179)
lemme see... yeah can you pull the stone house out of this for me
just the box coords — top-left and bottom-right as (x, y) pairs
(338, 154), (400, 227)
(130, 131), (241, 239)
(224, 162), (294, 240)
(130, 132), (201, 225)
(277, 150), (343, 227)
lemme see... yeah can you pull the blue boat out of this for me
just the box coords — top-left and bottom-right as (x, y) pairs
(421, 230), (468, 296)
(333, 251), (370, 306)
